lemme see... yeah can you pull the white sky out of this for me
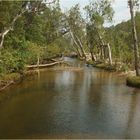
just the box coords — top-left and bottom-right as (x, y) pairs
(60, 0), (130, 26)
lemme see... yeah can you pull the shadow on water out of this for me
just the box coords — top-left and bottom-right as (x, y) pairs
(0, 57), (140, 139)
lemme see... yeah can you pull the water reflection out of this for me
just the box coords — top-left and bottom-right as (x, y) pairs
(125, 89), (140, 139)
(0, 58), (140, 138)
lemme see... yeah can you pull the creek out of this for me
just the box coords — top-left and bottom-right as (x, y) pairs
(0, 57), (140, 138)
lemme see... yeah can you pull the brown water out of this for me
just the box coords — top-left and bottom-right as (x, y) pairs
(0, 57), (140, 139)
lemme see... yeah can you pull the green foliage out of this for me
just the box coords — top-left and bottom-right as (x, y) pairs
(119, 64), (129, 72)
(66, 4), (88, 55)
(0, 48), (27, 75)
(105, 12), (140, 68)
(91, 62), (116, 71)
(25, 14), (46, 45)
(45, 42), (61, 58)
(85, 0), (114, 27)
(85, 0), (114, 61)
(0, 0), (66, 76)
(0, 1), (23, 31)
(26, 41), (44, 64)
(0, 0), (140, 82)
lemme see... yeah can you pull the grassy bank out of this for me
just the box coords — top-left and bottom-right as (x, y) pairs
(0, 70), (38, 91)
(126, 76), (140, 88)
(86, 60), (116, 72)
(0, 73), (22, 90)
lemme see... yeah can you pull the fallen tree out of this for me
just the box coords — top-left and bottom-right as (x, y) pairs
(26, 61), (71, 70)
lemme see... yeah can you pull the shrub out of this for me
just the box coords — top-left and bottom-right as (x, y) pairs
(0, 48), (26, 75)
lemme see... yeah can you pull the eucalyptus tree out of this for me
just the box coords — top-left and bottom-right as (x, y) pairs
(84, 0), (114, 64)
(86, 23), (99, 61)
(65, 4), (87, 59)
(105, 26), (130, 65)
(0, 0), (57, 48)
(128, 0), (140, 76)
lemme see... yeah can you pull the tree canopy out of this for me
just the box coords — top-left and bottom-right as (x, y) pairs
(0, 0), (140, 77)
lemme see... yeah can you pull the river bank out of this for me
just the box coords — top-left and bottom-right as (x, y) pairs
(0, 70), (39, 91)
(86, 60), (140, 88)
(0, 56), (69, 91)
(0, 58), (139, 91)
(126, 76), (140, 88)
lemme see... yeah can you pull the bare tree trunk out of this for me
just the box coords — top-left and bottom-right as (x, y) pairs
(96, 31), (105, 60)
(37, 56), (40, 68)
(90, 50), (96, 61)
(129, 0), (140, 76)
(100, 45), (104, 60)
(75, 35), (86, 59)
(107, 43), (112, 65)
(72, 43), (82, 58)
(67, 15), (86, 59)
(74, 46), (82, 58)
(0, 9), (26, 48)
(96, 29), (113, 64)
(0, 29), (10, 48)
(70, 31), (83, 58)
(88, 44), (96, 61)
(0, 0), (45, 49)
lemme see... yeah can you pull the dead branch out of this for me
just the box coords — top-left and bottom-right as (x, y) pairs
(0, 81), (14, 91)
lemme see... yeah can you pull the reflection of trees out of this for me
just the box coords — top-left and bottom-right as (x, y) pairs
(54, 70), (77, 92)
(90, 70), (113, 107)
(78, 70), (91, 105)
(125, 89), (139, 139)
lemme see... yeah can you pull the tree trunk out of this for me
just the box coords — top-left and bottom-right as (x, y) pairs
(107, 43), (112, 65)
(96, 31), (105, 60)
(129, 0), (140, 76)
(0, 9), (26, 48)
(0, 0), (44, 48)
(90, 51), (96, 61)
(0, 29), (11, 48)
(0, 34), (5, 48)
(70, 31), (83, 58)
(75, 35), (86, 59)
(89, 44), (96, 61)
(37, 56), (40, 68)
(74, 46), (82, 58)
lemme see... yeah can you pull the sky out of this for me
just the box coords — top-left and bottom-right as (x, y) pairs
(60, 0), (130, 26)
